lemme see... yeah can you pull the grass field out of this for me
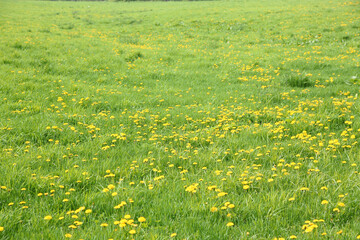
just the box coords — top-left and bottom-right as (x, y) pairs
(0, 0), (360, 239)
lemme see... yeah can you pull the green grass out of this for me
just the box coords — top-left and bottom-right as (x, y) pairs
(0, 0), (360, 239)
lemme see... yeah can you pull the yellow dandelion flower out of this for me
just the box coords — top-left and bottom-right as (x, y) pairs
(85, 209), (92, 214)
(226, 222), (234, 227)
(321, 200), (329, 205)
(217, 192), (227, 197)
(138, 217), (146, 223)
(44, 215), (52, 220)
(100, 223), (108, 227)
(0, 227), (4, 232)
(129, 229), (136, 235)
(65, 233), (72, 238)
(170, 233), (177, 237)
(333, 208), (340, 212)
(210, 207), (218, 212)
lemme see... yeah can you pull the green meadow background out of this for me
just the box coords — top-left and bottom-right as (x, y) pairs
(0, 0), (360, 239)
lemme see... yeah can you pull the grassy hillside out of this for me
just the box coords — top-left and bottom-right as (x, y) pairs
(0, 0), (360, 239)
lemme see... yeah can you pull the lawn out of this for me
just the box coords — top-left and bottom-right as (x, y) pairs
(0, 0), (360, 239)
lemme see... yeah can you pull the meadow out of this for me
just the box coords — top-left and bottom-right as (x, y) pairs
(0, 0), (360, 239)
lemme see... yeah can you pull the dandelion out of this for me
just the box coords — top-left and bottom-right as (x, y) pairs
(65, 233), (72, 238)
(170, 233), (177, 237)
(321, 200), (329, 205)
(129, 229), (136, 235)
(210, 207), (218, 212)
(100, 223), (108, 227)
(0, 227), (4, 232)
(138, 217), (146, 222)
(217, 192), (227, 197)
(226, 222), (234, 227)
(44, 215), (52, 220)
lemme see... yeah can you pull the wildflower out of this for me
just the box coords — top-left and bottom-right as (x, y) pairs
(100, 223), (108, 227)
(0, 227), (4, 232)
(65, 233), (72, 238)
(138, 217), (146, 223)
(170, 233), (177, 237)
(44, 215), (52, 220)
(85, 209), (92, 214)
(210, 207), (218, 212)
(226, 222), (234, 227)
(129, 229), (136, 235)
(321, 200), (329, 205)
(217, 192), (227, 197)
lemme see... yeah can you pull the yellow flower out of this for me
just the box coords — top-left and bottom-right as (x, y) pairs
(0, 227), (4, 232)
(129, 229), (136, 235)
(210, 207), (218, 212)
(217, 192), (227, 197)
(336, 230), (343, 235)
(170, 233), (177, 237)
(138, 217), (146, 223)
(243, 185), (250, 190)
(321, 200), (329, 205)
(289, 235), (297, 239)
(226, 222), (234, 227)
(65, 233), (72, 238)
(100, 223), (108, 227)
(85, 209), (92, 214)
(44, 215), (52, 220)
